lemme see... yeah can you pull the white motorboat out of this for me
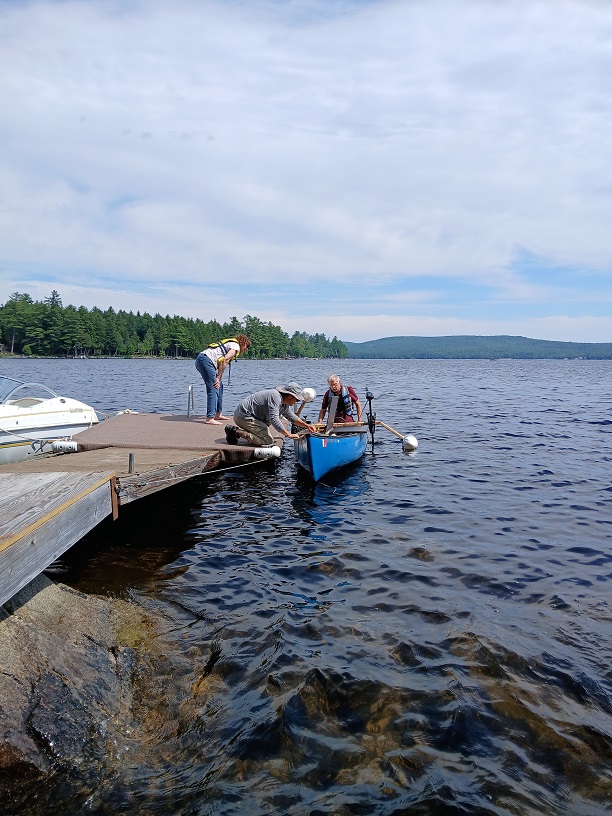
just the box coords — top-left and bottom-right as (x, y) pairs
(0, 375), (99, 465)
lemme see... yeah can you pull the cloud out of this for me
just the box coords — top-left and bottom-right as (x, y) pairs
(1, 0), (611, 342)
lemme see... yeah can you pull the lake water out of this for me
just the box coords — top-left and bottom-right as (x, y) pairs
(2, 357), (612, 815)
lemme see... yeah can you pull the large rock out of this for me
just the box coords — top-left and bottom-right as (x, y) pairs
(0, 575), (155, 813)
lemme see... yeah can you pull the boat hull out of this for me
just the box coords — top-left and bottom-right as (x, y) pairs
(0, 398), (98, 465)
(294, 430), (368, 481)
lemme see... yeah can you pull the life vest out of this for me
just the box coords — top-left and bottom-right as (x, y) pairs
(207, 338), (242, 359)
(206, 338), (241, 382)
(326, 386), (354, 417)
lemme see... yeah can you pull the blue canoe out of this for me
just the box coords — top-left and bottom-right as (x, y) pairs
(293, 427), (368, 481)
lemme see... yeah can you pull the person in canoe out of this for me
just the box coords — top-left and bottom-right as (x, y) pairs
(317, 374), (363, 424)
(225, 382), (316, 446)
(195, 335), (251, 425)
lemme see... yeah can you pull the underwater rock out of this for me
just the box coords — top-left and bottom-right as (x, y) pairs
(0, 574), (150, 812)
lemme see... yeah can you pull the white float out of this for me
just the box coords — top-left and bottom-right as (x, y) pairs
(301, 387), (316, 403)
(253, 445), (282, 459)
(402, 434), (419, 452)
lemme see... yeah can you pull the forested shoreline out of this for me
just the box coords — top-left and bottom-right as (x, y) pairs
(0, 292), (347, 359)
(4, 291), (609, 362)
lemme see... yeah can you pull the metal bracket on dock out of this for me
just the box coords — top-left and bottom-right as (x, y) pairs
(110, 476), (119, 521)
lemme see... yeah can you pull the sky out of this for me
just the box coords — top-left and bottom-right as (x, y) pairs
(1, 0), (611, 344)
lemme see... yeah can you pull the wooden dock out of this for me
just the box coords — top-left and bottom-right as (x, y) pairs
(0, 413), (284, 607)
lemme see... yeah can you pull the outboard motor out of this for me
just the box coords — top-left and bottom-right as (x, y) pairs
(365, 387), (376, 448)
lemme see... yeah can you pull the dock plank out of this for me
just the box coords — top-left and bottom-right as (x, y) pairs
(0, 472), (114, 607)
(0, 472), (114, 550)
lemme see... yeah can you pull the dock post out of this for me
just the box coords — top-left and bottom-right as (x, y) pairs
(128, 452), (135, 473)
(187, 384), (195, 417)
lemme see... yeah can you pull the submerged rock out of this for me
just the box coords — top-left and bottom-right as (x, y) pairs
(0, 575), (153, 813)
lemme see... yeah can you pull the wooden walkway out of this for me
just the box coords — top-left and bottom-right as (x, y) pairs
(0, 471), (115, 607)
(0, 412), (284, 607)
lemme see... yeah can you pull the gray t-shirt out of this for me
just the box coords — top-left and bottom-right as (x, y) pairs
(234, 389), (299, 433)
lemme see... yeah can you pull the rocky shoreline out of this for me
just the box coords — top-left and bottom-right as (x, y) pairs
(0, 575), (167, 813)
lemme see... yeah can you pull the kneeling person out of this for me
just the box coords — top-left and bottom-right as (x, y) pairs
(226, 382), (315, 446)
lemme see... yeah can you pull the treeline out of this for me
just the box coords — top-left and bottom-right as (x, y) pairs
(344, 335), (612, 359)
(0, 291), (348, 359)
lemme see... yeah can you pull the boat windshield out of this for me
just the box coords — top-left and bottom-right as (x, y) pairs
(0, 376), (59, 404)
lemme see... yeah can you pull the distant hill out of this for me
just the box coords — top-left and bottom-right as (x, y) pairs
(343, 335), (612, 359)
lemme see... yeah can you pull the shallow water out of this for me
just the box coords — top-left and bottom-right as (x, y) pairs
(3, 357), (612, 815)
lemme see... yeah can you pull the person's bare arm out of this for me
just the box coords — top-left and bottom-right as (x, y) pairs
(214, 349), (237, 387)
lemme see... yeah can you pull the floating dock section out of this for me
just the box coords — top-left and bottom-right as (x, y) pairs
(0, 412), (283, 607)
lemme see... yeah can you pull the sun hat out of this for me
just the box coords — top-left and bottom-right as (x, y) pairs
(276, 382), (303, 399)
